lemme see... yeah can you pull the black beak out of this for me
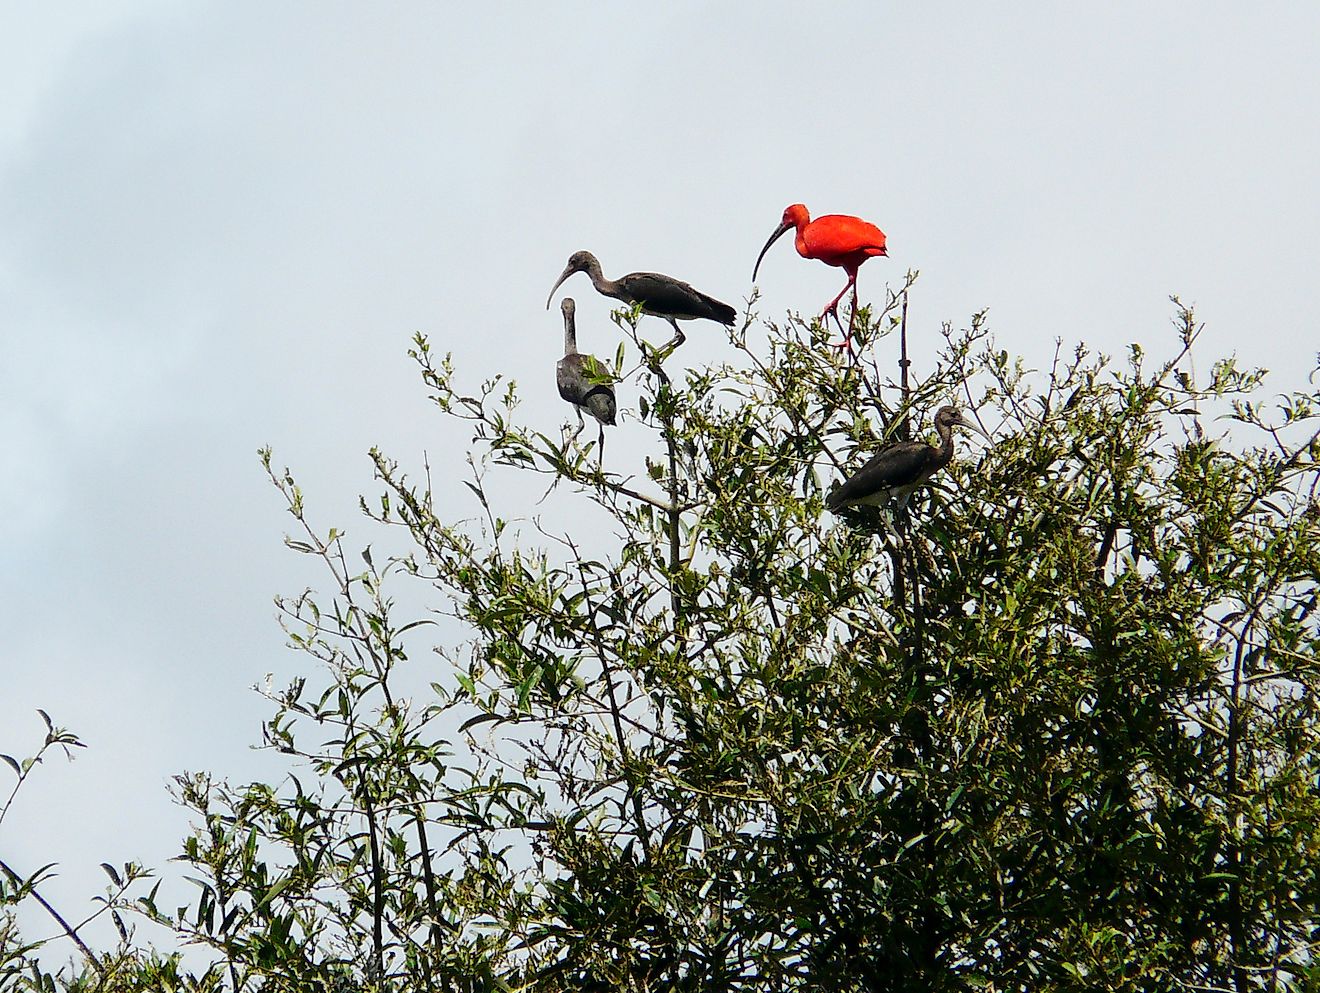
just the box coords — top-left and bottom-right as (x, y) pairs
(752, 221), (792, 282)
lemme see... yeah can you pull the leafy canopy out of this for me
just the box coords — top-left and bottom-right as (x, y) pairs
(5, 287), (1319, 993)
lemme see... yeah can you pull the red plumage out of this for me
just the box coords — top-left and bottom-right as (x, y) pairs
(752, 203), (888, 352)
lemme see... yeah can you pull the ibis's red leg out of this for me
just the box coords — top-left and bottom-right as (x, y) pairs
(820, 279), (853, 325)
(824, 275), (860, 355)
(846, 282), (860, 343)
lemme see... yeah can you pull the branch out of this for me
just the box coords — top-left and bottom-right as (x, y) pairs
(0, 858), (103, 977)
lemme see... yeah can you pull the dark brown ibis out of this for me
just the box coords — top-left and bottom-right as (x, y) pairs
(556, 297), (616, 454)
(546, 250), (737, 353)
(826, 406), (988, 515)
(752, 203), (888, 351)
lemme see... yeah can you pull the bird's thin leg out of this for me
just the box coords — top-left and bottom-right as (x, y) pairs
(570, 407), (586, 441)
(832, 301), (858, 360)
(597, 424), (606, 466)
(635, 318), (679, 387)
(819, 304), (848, 349)
(825, 277), (859, 355)
(843, 283), (860, 358)
(660, 317), (686, 356)
(819, 282), (850, 326)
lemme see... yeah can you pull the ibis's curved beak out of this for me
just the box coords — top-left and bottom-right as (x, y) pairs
(546, 266), (575, 310)
(752, 220), (792, 282)
(959, 417), (992, 442)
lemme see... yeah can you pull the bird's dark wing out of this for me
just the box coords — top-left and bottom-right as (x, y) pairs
(557, 354), (616, 425)
(826, 442), (939, 510)
(582, 385), (616, 426)
(619, 272), (737, 325)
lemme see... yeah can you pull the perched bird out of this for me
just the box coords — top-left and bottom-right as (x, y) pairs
(752, 203), (888, 350)
(556, 298), (616, 455)
(546, 250), (737, 353)
(826, 406), (988, 515)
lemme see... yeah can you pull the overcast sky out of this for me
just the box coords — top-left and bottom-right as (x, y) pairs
(3, 0), (1318, 956)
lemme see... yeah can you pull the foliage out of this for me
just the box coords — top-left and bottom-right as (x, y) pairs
(0, 714), (189, 992)
(4, 288), (1319, 991)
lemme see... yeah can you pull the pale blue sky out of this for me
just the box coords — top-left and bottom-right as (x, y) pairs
(3, 0), (1318, 955)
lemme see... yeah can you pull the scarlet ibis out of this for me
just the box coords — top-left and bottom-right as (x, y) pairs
(826, 407), (988, 514)
(546, 250), (737, 353)
(752, 204), (888, 349)
(556, 298), (616, 454)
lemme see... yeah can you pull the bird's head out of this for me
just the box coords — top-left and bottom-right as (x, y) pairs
(935, 406), (991, 441)
(753, 204), (809, 282)
(560, 297), (575, 321)
(546, 251), (600, 309)
(565, 250), (596, 272)
(782, 203), (810, 227)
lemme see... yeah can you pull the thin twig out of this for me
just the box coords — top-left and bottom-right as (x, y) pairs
(0, 858), (104, 977)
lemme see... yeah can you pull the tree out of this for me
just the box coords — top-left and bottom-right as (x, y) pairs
(6, 287), (1319, 991)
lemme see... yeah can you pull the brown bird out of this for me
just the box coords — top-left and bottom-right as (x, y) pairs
(556, 298), (616, 455)
(827, 406), (988, 513)
(547, 250), (737, 353)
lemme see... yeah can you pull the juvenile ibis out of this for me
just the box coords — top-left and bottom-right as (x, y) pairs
(546, 250), (737, 354)
(826, 406), (988, 515)
(752, 204), (888, 350)
(556, 298), (616, 454)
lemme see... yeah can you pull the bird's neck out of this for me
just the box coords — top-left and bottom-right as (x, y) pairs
(595, 273), (630, 305)
(563, 326), (577, 355)
(794, 226), (811, 259)
(934, 426), (956, 467)
(581, 260), (620, 301)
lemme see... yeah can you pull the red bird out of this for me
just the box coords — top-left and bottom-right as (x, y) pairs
(752, 204), (888, 350)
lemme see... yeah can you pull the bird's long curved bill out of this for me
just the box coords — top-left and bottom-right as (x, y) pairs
(960, 419), (992, 442)
(752, 221), (792, 282)
(545, 267), (574, 310)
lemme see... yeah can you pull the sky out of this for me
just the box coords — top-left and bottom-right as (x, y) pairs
(2, 0), (1318, 958)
